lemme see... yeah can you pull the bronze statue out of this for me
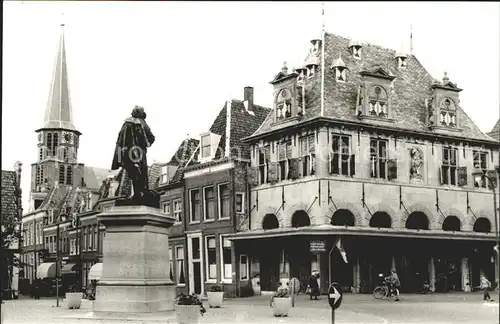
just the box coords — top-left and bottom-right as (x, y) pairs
(111, 106), (159, 207)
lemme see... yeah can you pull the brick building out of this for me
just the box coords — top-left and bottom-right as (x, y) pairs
(1, 163), (23, 299)
(179, 90), (270, 297)
(227, 33), (500, 294)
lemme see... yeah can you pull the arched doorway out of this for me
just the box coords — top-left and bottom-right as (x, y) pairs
(291, 210), (310, 228)
(369, 212), (392, 228)
(331, 209), (355, 226)
(402, 212), (430, 292)
(405, 212), (429, 230)
(260, 213), (280, 291)
(473, 218), (491, 233)
(262, 214), (279, 230)
(442, 216), (461, 231)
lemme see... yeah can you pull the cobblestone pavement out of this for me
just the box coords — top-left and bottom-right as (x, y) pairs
(1, 292), (498, 324)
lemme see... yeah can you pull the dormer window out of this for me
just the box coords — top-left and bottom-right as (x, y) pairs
(199, 132), (222, 163)
(331, 53), (348, 83)
(307, 66), (316, 78)
(276, 88), (292, 121)
(310, 39), (321, 55)
(439, 98), (457, 128)
(349, 40), (362, 60)
(368, 86), (388, 117)
(160, 165), (168, 184)
(395, 52), (407, 68)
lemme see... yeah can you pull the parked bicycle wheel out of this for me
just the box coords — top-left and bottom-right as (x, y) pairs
(373, 286), (387, 299)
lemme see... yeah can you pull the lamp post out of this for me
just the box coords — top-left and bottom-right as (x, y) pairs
(472, 166), (499, 301)
(55, 212), (67, 307)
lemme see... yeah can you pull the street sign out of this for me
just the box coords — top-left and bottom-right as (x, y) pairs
(310, 240), (326, 253)
(328, 282), (343, 310)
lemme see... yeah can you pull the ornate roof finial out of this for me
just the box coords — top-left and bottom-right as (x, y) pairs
(281, 61), (288, 75)
(443, 71), (449, 83)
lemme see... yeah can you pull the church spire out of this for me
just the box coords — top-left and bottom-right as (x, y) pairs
(36, 23), (80, 135)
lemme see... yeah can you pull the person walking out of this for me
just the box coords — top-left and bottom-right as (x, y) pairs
(480, 274), (494, 302)
(308, 272), (320, 300)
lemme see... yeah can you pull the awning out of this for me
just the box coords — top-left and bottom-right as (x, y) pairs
(225, 224), (496, 242)
(88, 263), (103, 281)
(61, 263), (77, 275)
(36, 262), (56, 279)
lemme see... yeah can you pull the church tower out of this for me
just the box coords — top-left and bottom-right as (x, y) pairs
(29, 23), (84, 211)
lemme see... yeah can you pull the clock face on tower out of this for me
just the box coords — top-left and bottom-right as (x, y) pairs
(63, 132), (73, 144)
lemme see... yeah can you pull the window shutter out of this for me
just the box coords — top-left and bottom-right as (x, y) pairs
(438, 166), (443, 184)
(298, 157), (303, 178)
(278, 142), (286, 161)
(329, 152), (333, 174)
(387, 159), (397, 180)
(487, 170), (498, 189)
(458, 167), (468, 187)
(247, 167), (259, 187)
(349, 154), (356, 176)
(308, 135), (315, 153)
(289, 158), (299, 180)
(286, 141), (292, 158)
(268, 162), (278, 183)
(370, 157), (376, 178)
(309, 153), (315, 174)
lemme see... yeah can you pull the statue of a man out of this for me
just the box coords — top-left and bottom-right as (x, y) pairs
(111, 106), (157, 206)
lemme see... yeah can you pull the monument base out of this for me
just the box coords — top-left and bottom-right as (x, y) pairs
(93, 205), (177, 313)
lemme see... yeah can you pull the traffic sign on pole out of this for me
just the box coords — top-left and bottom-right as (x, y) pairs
(328, 282), (343, 310)
(328, 282), (343, 324)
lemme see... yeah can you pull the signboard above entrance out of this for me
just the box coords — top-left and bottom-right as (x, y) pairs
(310, 240), (326, 252)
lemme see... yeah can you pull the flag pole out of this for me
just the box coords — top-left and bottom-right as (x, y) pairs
(320, 2), (325, 117)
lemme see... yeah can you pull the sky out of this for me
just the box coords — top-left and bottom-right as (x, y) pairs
(3, 1), (500, 211)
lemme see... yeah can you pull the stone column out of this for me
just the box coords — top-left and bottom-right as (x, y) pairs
(353, 256), (361, 293)
(428, 257), (436, 292)
(315, 127), (330, 178)
(93, 206), (176, 313)
(461, 257), (471, 292)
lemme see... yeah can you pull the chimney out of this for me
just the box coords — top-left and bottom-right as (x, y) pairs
(243, 86), (254, 112)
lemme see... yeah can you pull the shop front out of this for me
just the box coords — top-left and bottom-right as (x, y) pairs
(228, 225), (496, 294)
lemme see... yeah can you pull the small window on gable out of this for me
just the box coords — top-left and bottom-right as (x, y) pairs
(331, 53), (348, 83)
(368, 86), (388, 117)
(439, 98), (457, 128)
(276, 88), (292, 121)
(349, 40), (362, 60)
(201, 134), (211, 158)
(160, 166), (169, 184)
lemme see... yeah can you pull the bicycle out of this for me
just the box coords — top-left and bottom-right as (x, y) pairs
(373, 278), (399, 301)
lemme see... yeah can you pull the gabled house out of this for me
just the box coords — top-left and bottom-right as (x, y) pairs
(181, 87), (270, 297)
(227, 33), (500, 295)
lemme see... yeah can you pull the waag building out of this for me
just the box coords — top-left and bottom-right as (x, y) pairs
(227, 33), (500, 295)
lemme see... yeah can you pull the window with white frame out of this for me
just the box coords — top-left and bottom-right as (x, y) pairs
(218, 184), (230, 219)
(189, 189), (201, 223)
(160, 166), (169, 184)
(235, 193), (244, 214)
(220, 236), (232, 281)
(300, 134), (315, 176)
(37, 223), (42, 244)
(173, 199), (182, 223)
(83, 227), (88, 251)
(370, 139), (388, 179)
(169, 248), (174, 282)
(92, 226), (97, 250)
(205, 236), (217, 282)
(368, 86), (388, 117)
(203, 187), (216, 221)
(48, 210), (54, 224)
(278, 140), (292, 181)
(330, 135), (354, 176)
(441, 147), (458, 186)
(239, 254), (249, 280)
(176, 246), (186, 285)
(162, 201), (171, 216)
(45, 236), (49, 252)
(473, 150), (488, 188)
(201, 134), (211, 159)
(258, 146), (271, 184)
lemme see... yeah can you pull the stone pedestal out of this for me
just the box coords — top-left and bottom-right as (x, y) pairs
(93, 205), (176, 313)
(428, 257), (436, 292)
